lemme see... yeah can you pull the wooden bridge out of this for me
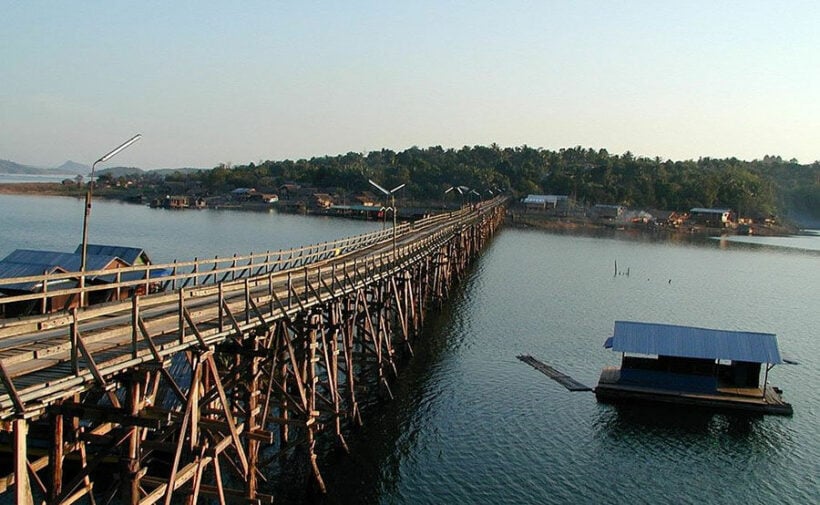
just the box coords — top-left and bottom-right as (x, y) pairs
(0, 198), (506, 504)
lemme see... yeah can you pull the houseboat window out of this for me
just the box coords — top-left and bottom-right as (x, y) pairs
(622, 355), (716, 376)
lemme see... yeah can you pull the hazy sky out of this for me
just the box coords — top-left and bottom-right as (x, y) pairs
(2, 1), (819, 169)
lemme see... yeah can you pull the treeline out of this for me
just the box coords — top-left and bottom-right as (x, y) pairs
(170, 145), (819, 221)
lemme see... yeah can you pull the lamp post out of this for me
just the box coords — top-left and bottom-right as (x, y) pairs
(368, 179), (405, 258)
(445, 185), (468, 209)
(80, 134), (142, 306)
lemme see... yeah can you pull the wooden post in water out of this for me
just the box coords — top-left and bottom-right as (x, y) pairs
(49, 406), (64, 502)
(122, 371), (146, 505)
(13, 418), (33, 505)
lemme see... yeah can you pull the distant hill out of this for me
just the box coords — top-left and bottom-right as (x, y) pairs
(56, 160), (90, 174)
(96, 166), (144, 178)
(1, 159), (52, 175)
(0, 159), (84, 175)
(150, 167), (208, 176)
(1, 158), (208, 178)
(94, 166), (208, 178)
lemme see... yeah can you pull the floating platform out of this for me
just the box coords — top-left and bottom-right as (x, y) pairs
(595, 367), (793, 416)
(517, 355), (591, 392)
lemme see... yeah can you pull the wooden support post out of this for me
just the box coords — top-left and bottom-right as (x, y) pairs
(122, 372), (145, 505)
(287, 272), (292, 310)
(218, 282), (225, 333)
(49, 409), (64, 502)
(306, 313), (326, 493)
(179, 289), (186, 344)
(70, 307), (79, 376)
(131, 295), (139, 360)
(13, 418), (34, 505)
(244, 278), (251, 325)
(41, 269), (48, 314)
(245, 338), (260, 501)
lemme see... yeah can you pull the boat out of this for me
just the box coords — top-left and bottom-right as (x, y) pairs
(595, 321), (794, 415)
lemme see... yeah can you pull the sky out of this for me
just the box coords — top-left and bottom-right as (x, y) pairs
(2, 0), (819, 170)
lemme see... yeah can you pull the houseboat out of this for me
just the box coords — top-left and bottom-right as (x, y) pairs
(595, 321), (793, 415)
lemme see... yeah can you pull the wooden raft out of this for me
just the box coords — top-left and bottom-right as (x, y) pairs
(517, 355), (592, 392)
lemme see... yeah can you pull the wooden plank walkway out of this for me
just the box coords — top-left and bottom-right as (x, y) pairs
(517, 354), (591, 392)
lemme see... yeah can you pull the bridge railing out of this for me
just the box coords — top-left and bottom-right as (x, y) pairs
(0, 202), (491, 323)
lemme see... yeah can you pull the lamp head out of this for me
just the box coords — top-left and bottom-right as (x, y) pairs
(96, 134), (142, 164)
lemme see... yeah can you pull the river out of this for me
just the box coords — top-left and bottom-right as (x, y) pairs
(1, 194), (818, 504)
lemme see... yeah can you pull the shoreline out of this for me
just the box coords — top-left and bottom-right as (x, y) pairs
(0, 182), (804, 238)
(506, 211), (800, 238)
(0, 182), (85, 196)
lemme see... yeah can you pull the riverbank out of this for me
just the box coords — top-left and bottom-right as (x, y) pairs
(0, 182), (84, 196)
(1, 182), (801, 238)
(506, 211), (800, 238)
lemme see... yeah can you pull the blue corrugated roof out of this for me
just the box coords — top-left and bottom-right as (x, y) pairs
(607, 321), (782, 364)
(329, 204), (382, 212)
(74, 244), (149, 265)
(0, 249), (123, 292)
(690, 208), (730, 214)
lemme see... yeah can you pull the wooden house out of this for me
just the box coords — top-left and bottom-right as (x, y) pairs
(151, 195), (190, 209)
(591, 204), (625, 220)
(689, 208), (732, 227)
(74, 244), (152, 266)
(311, 193), (334, 209)
(278, 183), (300, 200)
(353, 192), (380, 207)
(0, 250), (130, 315)
(648, 209), (684, 228)
(521, 194), (568, 211)
(247, 193), (279, 204)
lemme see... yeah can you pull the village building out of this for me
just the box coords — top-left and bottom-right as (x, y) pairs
(278, 183), (300, 200)
(647, 209), (684, 228)
(326, 204), (384, 220)
(689, 208), (732, 227)
(150, 195), (191, 209)
(311, 193), (334, 209)
(0, 245), (166, 316)
(74, 244), (152, 266)
(230, 188), (256, 200)
(353, 192), (381, 207)
(0, 250), (128, 315)
(521, 194), (569, 211)
(591, 204), (625, 220)
(247, 193), (279, 204)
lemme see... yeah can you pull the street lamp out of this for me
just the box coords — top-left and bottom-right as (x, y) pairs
(368, 179), (405, 258)
(80, 134), (142, 305)
(445, 185), (468, 209)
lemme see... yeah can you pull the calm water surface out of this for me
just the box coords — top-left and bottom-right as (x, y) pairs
(1, 195), (818, 504)
(0, 193), (381, 261)
(315, 228), (818, 505)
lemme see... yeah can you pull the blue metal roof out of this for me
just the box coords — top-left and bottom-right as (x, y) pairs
(329, 204), (382, 212)
(606, 321), (783, 364)
(74, 244), (149, 265)
(0, 250), (122, 292)
(690, 208), (731, 214)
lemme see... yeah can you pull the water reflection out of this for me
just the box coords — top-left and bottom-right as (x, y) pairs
(595, 402), (792, 455)
(294, 284), (473, 505)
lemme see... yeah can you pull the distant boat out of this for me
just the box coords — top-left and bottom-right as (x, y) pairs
(595, 321), (794, 415)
